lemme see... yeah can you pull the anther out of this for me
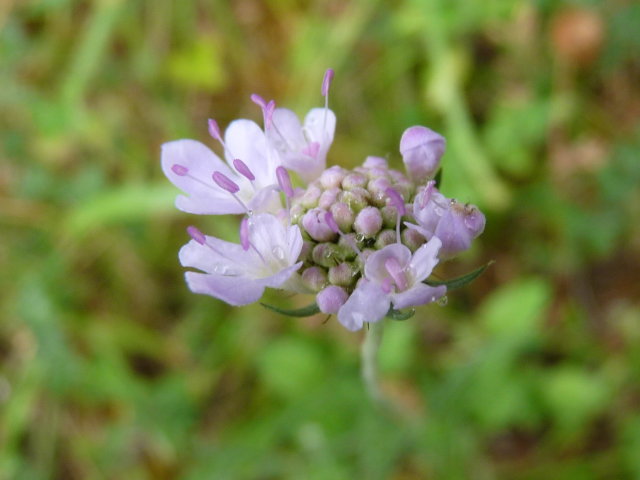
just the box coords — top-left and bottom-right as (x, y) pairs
(212, 171), (240, 194)
(276, 166), (294, 198)
(187, 226), (206, 245)
(233, 159), (255, 182)
(208, 119), (222, 141)
(321, 68), (334, 97)
(172, 164), (189, 176)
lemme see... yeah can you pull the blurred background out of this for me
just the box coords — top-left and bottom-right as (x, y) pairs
(2, 0), (640, 478)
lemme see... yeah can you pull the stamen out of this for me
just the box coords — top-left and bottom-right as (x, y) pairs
(385, 187), (406, 243)
(276, 166), (294, 198)
(321, 68), (334, 132)
(233, 159), (255, 182)
(322, 68), (334, 99)
(385, 257), (408, 291)
(172, 164), (189, 176)
(250, 93), (267, 108)
(240, 217), (250, 251)
(208, 118), (222, 141)
(208, 118), (235, 158)
(212, 171), (240, 193)
(187, 226), (206, 245)
(324, 211), (362, 257)
(212, 171), (250, 213)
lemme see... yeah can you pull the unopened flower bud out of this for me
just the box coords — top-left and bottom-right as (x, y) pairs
(342, 173), (368, 190)
(299, 184), (322, 208)
(367, 177), (392, 206)
(301, 266), (328, 292)
(435, 202), (486, 258)
(401, 227), (426, 252)
(354, 207), (383, 237)
(330, 202), (354, 232)
(319, 166), (347, 189)
(316, 285), (348, 314)
(340, 190), (368, 213)
(337, 233), (360, 260)
(363, 156), (388, 169)
(299, 240), (314, 262)
(302, 208), (337, 242)
(328, 262), (357, 287)
(375, 229), (397, 249)
(318, 187), (340, 209)
(290, 204), (306, 224)
(400, 125), (445, 183)
(312, 242), (343, 268)
(381, 206), (398, 229)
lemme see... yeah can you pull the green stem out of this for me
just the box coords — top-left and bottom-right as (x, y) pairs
(361, 320), (385, 403)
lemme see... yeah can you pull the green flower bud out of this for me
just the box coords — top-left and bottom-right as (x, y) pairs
(330, 201), (355, 232)
(402, 227), (426, 252)
(328, 262), (358, 287)
(301, 266), (328, 292)
(375, 229), (397, 249)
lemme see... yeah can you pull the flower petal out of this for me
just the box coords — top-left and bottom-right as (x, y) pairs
(224, 119), (277, 185)
(364, 243), (412, 284)
(261, 262), (303, 288)
(391, 283), (446, 309)
(337, 280), (390, 331)
(161, 139), (242, 214)
(185, 272), (265, 306)
(410, 236), (442, 281)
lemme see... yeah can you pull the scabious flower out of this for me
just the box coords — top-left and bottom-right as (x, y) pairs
(162, 69), (486, 331)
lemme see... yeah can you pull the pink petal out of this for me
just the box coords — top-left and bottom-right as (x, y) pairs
(391, 283), (446, 310)
(185, 272), (265, 306)
(337, 280), (390, 331)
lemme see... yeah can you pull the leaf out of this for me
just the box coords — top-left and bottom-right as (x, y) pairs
(425, 261), (493, 290)
(386, 307), (415, 321)
(260, 302), (320, 318)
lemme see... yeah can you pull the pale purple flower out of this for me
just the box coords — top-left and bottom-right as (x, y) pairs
(266, 107), (336, 183)
(179, 214), (304, 306)
(337, 237), (446, 331)
(409, 182), (486, 258)
(400, 126), (446, 183)
(161, 119), (282, 215)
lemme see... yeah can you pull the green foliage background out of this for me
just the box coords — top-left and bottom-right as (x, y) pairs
(2, 1), (640, 478)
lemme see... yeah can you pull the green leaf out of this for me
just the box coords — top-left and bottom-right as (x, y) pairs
(260, 302), (320, 318)
(425, 261), (493, 290)
(385, 307), (415, 321)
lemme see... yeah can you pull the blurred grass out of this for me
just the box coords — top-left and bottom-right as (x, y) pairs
(1, 0), (640, 479)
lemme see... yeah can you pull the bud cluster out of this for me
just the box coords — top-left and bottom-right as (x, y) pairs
(291, 157), (419, 295)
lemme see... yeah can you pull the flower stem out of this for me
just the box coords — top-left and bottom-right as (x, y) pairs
(361, 320), (385, 403)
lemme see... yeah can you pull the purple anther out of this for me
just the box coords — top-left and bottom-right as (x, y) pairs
(250, 93), (267, 108)
(212, 171), (240, 193)
(208, 119), (222, 141)
(240, 217), (250, 251)
(385, 187), (406, 216)
(302, 141), (320, 158)
(187, 226), (206, 245)
(233, 159), (255, 181)
(321, 68), (335, 97)
(324, 211), (340, 234)
(171, 164), (189, 176)
(276, 166), (294, 198)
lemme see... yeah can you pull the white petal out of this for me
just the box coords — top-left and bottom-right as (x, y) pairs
(410, 236), (442, 281)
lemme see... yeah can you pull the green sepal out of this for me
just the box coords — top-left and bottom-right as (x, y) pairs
(260, 302), (320, 317)
(385, 307), (415, 321)
(425, 261), (493, 290)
